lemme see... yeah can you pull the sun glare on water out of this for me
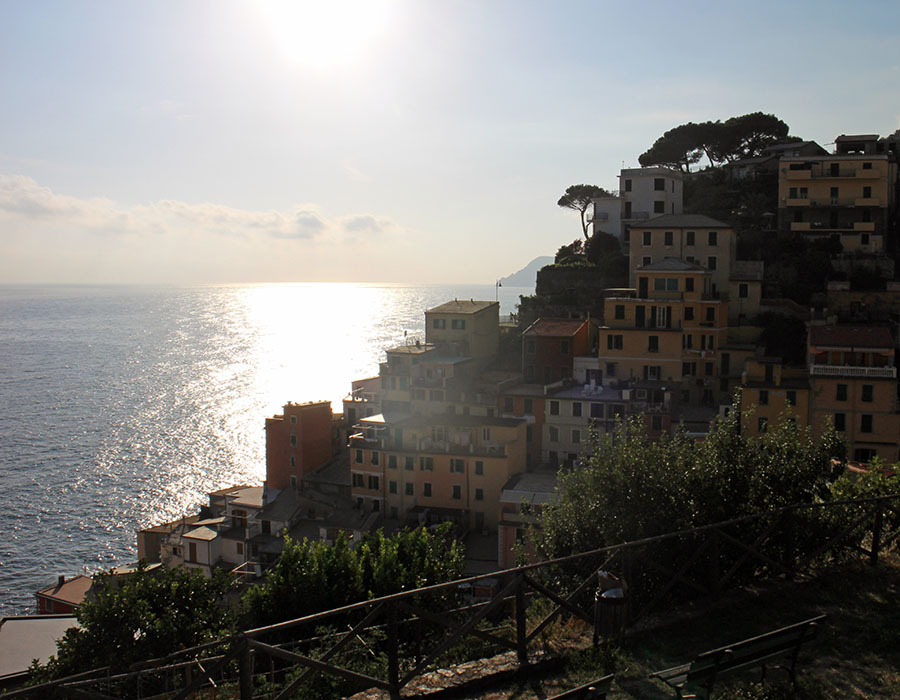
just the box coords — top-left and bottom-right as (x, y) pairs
(259, 0), (393, 69)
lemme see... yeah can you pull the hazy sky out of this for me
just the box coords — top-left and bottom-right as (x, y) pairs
(1, 0), (898, 284)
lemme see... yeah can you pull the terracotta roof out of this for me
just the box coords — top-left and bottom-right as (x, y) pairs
(426, 300), (498, 315)
(523, 318), (588, 337)
(809, 325), (894, 349)
(35, 575), (93, 607)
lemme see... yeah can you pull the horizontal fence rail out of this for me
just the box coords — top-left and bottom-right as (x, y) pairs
(11, 493), (900, 700)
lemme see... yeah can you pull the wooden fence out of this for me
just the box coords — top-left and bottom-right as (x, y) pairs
(10, 493), (899, 700)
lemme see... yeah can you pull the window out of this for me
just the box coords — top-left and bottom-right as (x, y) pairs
(706, 307), (715, 322)
(388, 455), (397, 469)
(615, 304), (625, 320)
(404, 456), (414, 470)
(664, 231), (673, 246)
(355, 449), (363, 464)
(290, 434), (297, 447)
(290, 415), (297, 424)
(236, 541), (244, 555)
(758, 417), (768, 433)
(642, 256), (651, 267)
(572, 429), (581, 444)
(861, 414), (873, 433)
(549, 426), (559, 442)
(606, 362), (616, 376)
(686, 231), (695, 246)
(590, 403), (604, 418)
(786, 391), (796, 406)
(371, 451), (379, 465)
(451, 319), (466, 330)
(290, 456), (295, 467)
(862, 385), (874, 402)
(475, 460), (484, 475)
(424, 482), (432, 497)
(863, 186), (872, 198)
(526, 339), (536, 354)
(789, 186), (798, 198)
(475, 488), (484, 501)
(368, 475), (379, 490)
(482, 427), (491, 440)
(707, 256), (717, 271)
(452, 485), (462, 500)
(451, 458), (464, 473)
(654, 200), (665, 213)
(654, 177), (665, 191)
(389, 480), (397, 494)
(685, 277), (694, 292)
(504, 397), (514, 413)
(648, 336), (659, 353)
(624, 179), (632, 191)
(432, 318), (446, 329)
(352, 473), (364, 487)
(420, 457), (434, 471)
(550, 400), (560, 415)
(651, 415), (663, 432)
(705, 362), (714, 376)
(524, 398), (534, 414)
(560, 340), (570, 354)
(863, 162), (872, 170)
(836, 384), (848, 401)
(739, 283), (748, 298)
(643, 231), (652, 246)
(607, 334), (623, 350)
(708, 231), (718, 246)
(682, 361), (696, 376)
(759, 390), (769, 405)
(572, 402), (582, 417)
(405, 483), (414, 496)
(684, 306), (694, 321)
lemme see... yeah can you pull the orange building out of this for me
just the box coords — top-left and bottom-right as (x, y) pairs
(521, 318), (596, 384)
(265, 401), (336, 490)
(808, 325), (900, 463)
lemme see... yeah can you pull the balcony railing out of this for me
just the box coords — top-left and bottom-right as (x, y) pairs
(809, 365), (897, 378)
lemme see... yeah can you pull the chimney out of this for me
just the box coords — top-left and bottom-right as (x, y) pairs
(58, 574), (65, 587)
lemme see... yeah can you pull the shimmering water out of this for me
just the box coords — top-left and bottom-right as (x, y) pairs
(0, 283), (527, 615)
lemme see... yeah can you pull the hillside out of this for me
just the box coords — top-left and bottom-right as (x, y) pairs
(499, 256), (553, 288)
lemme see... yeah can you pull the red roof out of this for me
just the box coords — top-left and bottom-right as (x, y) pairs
(35, 575), (93, 607)
(523, 318), (588, 337)
(809, 326), (893, 349)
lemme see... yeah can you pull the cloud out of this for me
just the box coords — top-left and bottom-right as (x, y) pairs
(0, 175), (399, 243)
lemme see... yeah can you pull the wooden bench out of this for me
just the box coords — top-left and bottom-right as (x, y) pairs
(549, 673), (614, 699)
(651, 615), (825, 699)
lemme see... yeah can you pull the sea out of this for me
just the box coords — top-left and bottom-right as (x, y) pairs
(0, 283), (529, 615)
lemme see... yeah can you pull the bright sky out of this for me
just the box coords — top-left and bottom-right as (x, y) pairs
(1, 0), (898, 284)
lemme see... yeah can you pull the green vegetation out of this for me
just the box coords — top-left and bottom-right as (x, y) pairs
(30, 565), (235, 682)
(30, 525), (464, 684)
(533, 404), (853, 559)
(639, 112), (795, 171)
(557, 184), (614, 239)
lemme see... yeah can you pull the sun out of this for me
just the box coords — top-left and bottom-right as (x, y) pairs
(259, 0), (393, 70)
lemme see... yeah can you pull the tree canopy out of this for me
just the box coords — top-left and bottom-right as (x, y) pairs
(533, 404), (845, 559)
(557, 184), (613, 239)
(639, 112), (794, 171)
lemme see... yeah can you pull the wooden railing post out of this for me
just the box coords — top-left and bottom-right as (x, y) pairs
(515, 573), (528, 665)
(239, 637), (253, 700)
(387, 602), (401, 700)
(871, 500), (883, 566)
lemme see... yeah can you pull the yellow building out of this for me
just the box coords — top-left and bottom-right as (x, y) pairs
(350, 413), (527, 532)
(777, 145), (896, 253)
(739, 358), (810, 436)
(807, 325), (900, 463)
(425, 299), (500, 361)
(600, 258), (730, 407)
(627, 214), (736, 297)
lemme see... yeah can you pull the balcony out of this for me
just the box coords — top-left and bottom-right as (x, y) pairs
(809, 365), (896, 379)
(784, 197), (810, 207)
(853, 222), (876, 232)
(790, 222), (812, 231)
(855, 197), (880, 207)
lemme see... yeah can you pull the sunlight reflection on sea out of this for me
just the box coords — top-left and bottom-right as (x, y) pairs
(0, 283), (526, 614)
